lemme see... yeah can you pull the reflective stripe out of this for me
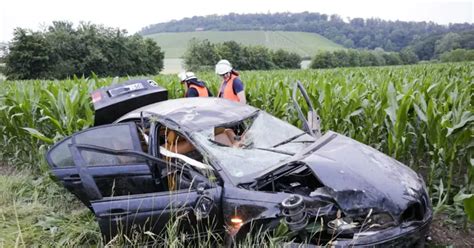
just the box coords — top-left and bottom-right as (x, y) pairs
(219, 75), (240, 102)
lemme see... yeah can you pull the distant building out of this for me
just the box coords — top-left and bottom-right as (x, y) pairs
(195, 27), (204, 31)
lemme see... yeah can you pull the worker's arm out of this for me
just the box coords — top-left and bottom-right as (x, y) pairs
(233, 78), (246, 104)
(237, 91), (246, 104)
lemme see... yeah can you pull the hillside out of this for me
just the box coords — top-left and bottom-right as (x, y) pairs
(146, 31), (343, 58)
(139, 12), (474, 52)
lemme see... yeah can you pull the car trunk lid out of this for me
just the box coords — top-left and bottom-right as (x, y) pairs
(91, 79), (168, 126)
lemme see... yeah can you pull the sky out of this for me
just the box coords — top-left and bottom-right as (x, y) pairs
(1, 0), (473, 42)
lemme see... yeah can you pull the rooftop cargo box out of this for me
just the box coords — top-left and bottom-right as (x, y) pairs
(91, 79), (168, 126)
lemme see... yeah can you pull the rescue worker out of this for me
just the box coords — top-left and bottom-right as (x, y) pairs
(215, 59), (246, 104)
(178, 71), (212, 97)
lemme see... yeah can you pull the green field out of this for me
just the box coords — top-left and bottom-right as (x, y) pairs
(0, 63), (472, 246)
(146, 31), (343, 58)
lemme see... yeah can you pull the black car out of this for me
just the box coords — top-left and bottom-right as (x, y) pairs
(46, 80), (432, 246)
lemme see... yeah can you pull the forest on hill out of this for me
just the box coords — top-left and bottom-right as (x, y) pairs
(139, 12), (474, 54)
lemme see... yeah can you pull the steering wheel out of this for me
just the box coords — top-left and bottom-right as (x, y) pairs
(160, 160), (211, 191)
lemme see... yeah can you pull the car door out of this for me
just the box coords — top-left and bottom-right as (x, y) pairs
(292, 81), (321, 138)
(46, 122), (158, 207)
(75, 143), (223, 242)
(49, 121), (224, 242)
(89, 182), (223, 243)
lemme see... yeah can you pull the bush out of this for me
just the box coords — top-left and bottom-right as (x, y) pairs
(310, 49), (418, 69)
(183, 38), (219, 72)
(440, 49), (474, 62)
(399, 49), (419, 64)
(183, 39), (301, 71)
(0, 63), (6, 75)
(309, 51), (336, 68)
(4, 22), (164, 80)
(271, 49), (302, 69)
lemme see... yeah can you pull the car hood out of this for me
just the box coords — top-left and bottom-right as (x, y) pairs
(299, 131), (425, 217)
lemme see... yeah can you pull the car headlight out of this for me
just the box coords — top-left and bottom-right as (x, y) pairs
(366, 213), (395, 228)
(327, 217), (358, 234)
(327, 211), (395, 235)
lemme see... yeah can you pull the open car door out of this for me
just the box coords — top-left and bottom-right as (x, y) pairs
(46, 122), (159, 207)
(292, 81), (322, 138)
(47, 122), (223, 242)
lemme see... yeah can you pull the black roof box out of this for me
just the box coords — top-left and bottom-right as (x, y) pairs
(91, 79), (168, 126)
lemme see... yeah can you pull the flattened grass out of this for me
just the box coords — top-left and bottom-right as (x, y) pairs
(0, 167), (101, 246)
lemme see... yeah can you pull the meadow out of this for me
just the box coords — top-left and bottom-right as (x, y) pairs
(0, 62), (472, 246)
(146, 31), (343, 58)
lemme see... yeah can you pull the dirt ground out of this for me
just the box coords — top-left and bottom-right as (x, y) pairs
(428, 213), (474, 247)
(0, 161), (16, 175)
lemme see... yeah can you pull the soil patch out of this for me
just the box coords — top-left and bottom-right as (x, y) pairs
(0, 161), (16, 175)
(428, 213), (474, 247)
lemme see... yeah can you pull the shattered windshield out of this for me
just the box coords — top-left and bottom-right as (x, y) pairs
(192, 111), (316, 184)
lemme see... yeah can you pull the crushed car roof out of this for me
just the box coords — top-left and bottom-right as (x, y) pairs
(116, 97), (258, 131)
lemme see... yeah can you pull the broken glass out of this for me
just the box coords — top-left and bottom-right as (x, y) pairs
(192, 111), (316, 183)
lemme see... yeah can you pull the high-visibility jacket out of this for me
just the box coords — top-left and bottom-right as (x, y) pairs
(187, 84), (209, 97)
(218, 74), (240, 102)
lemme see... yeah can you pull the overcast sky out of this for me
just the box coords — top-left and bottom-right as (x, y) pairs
(1, 0), (472, 42)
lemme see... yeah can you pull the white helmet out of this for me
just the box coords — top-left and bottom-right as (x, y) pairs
(215, 59), (232, 75)
(178, 71), (197, 82)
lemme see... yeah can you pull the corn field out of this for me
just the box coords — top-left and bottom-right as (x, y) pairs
(0, 62), (473, 218)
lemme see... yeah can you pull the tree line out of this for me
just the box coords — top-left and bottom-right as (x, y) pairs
(4, 22), (164, 80)
(409, 31), (474, 60)
(310, 49), (418, 69)
(183, 39), (302, 71)
(139, 12), (473, 53)
(439, 49), (474, 62)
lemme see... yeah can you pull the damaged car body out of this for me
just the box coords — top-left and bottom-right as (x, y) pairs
(46, 80), (432, 246)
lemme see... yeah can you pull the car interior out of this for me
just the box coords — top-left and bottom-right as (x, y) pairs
(152, 125), (217, 191)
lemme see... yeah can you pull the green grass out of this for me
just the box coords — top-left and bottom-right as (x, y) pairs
(146, 31), (343, 58)
(0, 167), (101, 246)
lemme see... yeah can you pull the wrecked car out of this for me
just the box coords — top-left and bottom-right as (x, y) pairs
(46, 79), (432, 246)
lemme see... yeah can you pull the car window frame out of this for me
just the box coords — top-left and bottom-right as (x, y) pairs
(188, 110), (315, 186)
(46, 136), (73, 168)
(71, 122), (143, 167)
(152, 119), (224, 186)
(47, 122), (144, 169)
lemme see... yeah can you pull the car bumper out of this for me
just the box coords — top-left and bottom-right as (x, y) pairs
(285, 214), (432, 247)
(335, 216), (431, 247)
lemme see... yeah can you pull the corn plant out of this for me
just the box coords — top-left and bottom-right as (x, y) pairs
(0, 62), (472, 218)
